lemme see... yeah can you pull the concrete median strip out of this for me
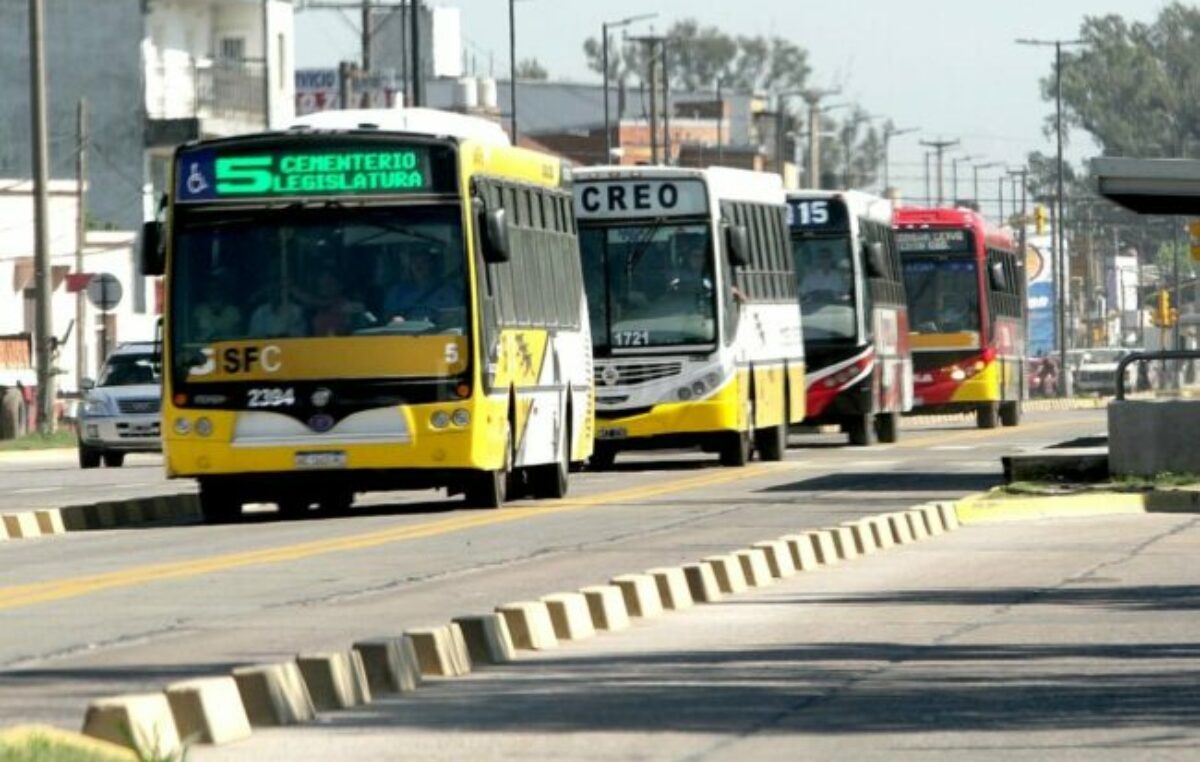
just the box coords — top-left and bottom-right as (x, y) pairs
(905, 510), (931, 541)
(353, 637), (423, 693)
(0, 493), (201, 542)
(231, 662), (316, 727)
(753, 540), (797, 578)
(2, 512), (41, 540)
(841, 520), (878, 555)
(807, 529), (840, 566)
(579, 585), (631, 631)
(735, 548), (774, 587)
(496, 602), (559, 650)
(780, 534), (821, 571)
(610, 573), (665, 618)
(918, 504), (946, 535)
(81, 693), (181, 758)
(831, 526), (860, 561)
(405, 625), (475, 675)
(451, 614), (517, 665)
(647, 567), (694, 610)
(164, 677), (251, 746)
(703, 555), (749, 594)
(682, 562), (723, 603)
(540, 592), (598, 641)
(888, 512), (916, 544)
(295, 652), (372, 711)
(33, 509), (66, 535)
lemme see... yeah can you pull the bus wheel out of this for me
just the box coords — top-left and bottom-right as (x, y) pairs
(876, 412), (900, 444)
(754, 424), (786, 462)
(1000, 401), (1022, 427)
(465, 428), (512, 509)
(530, 420), (570, 499)
(977, 403), (1000, 429)
(847, 414), (875, 446)
(199, 481), (242, 524)
(718, 430), (751, 467)
(590, 444), (617, 471)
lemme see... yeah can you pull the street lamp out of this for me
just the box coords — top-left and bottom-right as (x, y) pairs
(508, 0), (537, 144)
(950, 154), (976, 205)
(842, 112), (883, 189)
(881, 124), (918, 194)
(602, 13), (657, 162)
(1017, 36), (1086, 396)
(972, 161), (1001, 212)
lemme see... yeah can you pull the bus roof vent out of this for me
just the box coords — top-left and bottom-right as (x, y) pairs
(290, 108), (511, 146)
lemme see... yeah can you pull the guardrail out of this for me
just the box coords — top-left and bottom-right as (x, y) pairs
(1115, 349), (1200, 400)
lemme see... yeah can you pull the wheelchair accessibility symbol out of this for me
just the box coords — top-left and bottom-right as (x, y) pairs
(186, 163), (209, 195)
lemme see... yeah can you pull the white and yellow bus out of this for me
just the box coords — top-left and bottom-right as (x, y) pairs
(573, 167), (806, 467)
(142, 109), (594, 521)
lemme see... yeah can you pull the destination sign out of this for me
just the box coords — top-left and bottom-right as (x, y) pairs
(786, 198), (849, 231)
(895, 229), (972, 253)
(176, 144), (439, 202)
(574, 179), (708, 220)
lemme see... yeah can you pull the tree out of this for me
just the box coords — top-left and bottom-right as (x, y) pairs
(515, 58), (549, 81)
(1053, 2), (1200, 158)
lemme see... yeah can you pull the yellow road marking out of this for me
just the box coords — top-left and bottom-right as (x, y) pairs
(0, 464), (780, 611)
(897, 417), (1073, 448)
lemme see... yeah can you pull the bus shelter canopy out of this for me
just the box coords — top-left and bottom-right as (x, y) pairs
(1093, 157), (1200, 215)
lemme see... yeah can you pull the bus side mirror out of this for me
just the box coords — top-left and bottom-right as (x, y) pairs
(725, 224), (749, 268)
(141, 221), (164, 276)
(482, 208), (511, 264)
(153, 317), (164, 376)
(864, 241), (887, 278)
(989, 260), (1007, 291)
(80, 377), (95, 392)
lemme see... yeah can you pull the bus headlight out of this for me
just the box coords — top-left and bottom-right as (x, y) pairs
(704, 372), (723, 389)
(950, 368), (967, 381)
(173, 417), (191, 436)
(676, 387), (693, 401)
(691, 381), (707, 398)
(431, 411), (451, 429)
(195, 417), (213, 437)
(451, 409), (470, 427)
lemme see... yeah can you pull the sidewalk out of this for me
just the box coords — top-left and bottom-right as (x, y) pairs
(197, 511), (1200, 761)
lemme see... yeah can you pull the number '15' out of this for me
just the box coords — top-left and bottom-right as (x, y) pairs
(216, 156), (273, 194)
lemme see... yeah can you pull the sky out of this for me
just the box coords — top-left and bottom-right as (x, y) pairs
(295, 0), (1171, 211)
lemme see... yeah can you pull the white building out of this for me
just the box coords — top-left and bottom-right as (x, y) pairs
(145, 0), (296, 194)
(0, 180), (158, 396)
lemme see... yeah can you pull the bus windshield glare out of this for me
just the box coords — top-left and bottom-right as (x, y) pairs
(902, 257), (980, 334)
(170, 205), (467, 377)
(793, 235), (857, 341)
(580, 222), (716, 351)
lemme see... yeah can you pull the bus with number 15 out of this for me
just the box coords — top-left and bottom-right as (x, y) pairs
(141, 109), (594, 521)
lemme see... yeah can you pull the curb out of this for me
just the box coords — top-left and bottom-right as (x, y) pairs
(0, 493), (200, 542)
(51, 501), (965, 756)
(0, 724), (137, 761)
(955, 489), (1200, 525)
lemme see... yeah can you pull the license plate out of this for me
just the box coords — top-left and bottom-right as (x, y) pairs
(295, 451), (347, 469)
(597, 427), (628, 440)
(129, 425), (157, 436)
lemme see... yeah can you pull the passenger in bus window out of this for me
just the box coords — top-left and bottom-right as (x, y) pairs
(666, 234), (714, 299)
(384, 249), (457, 322)
(938, 292), (972, 332)
(248, 282), (307, 338)
(802, 246), (849, 302)
(193, 270), (242, 342)
(311, 270), (373, 336)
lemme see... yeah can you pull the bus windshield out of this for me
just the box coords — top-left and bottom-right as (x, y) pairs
(902, 256), (980, 334)
(170, 205), (467, 377)
(580, 222), (716, 351)
(793, 235), (857, 341)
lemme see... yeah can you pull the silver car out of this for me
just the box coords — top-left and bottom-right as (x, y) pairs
(78, 342), (162, 468)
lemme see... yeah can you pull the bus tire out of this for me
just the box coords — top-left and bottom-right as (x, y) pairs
(590, 444), (617, 471)
(102, 451), (125, 468)
(718, 429), (751, 467)
(464, 424), (512, 509)
(848, 414), (875, 446)
(754, 423), (786, 462)
(977, 403), (1000, 429)
(199, 481), (242, 524)
(79, 445), (101, 469)
(529, 418), (570, 499)
(1000, 401), (1022, 427)
(876, 412), (900, 443)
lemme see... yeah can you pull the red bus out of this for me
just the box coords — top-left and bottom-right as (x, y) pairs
(789, 191), (913, 445)
(894, 207), (1026, 428)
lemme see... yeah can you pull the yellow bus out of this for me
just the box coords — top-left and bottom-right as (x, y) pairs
(142, 109), (594, 521)
(574, 167), (806, 467)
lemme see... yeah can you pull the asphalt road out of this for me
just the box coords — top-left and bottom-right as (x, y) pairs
(0, 409), (1104, 731)
(0, 451), (180, 515)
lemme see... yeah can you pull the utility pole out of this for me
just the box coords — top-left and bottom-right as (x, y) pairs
(631, 35), (666, 165)
(997, 175), (1005, 222)
(950, 155), (975, 205)
(361, 0), (372, 73)
(920, 138), (959, 206)
(410, 0), (423, 106)
(28, 0), (55, 434)
(973, 161), (1000, 215)
(661, 38), (671, 166)
(716, 78), (724, 164)
(508, 0), (517, 142)
(881, 124), (918, 194)
(601, 14), (656, 163)
(75, 99), (88, 390)
(801, 88), (839, 191)
(924, 152), (931, 206)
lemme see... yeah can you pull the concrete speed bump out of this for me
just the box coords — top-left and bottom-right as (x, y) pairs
(452, 614), (516, 665)
(353, 637), (423, 693)
(34, 509), (66, 536)
(610, 574), (665, 619)
(841, 520), (878, 555)
(905, 510), (931, 540)
(496, 602), (559, 650)
(703, 555), (748, 594)
(81, 693), (181, 758)
(888, 512), (915, 544)
(807, 530), (840, 565)
(682, 562), (723, 603)
(735, 549), (773, 587)
(541, 593), (597, 641)
(938, 502), (961, 531)
(831, 527), (860, 561)
(405, 625), (475, 674)
(753, 540), (797, 578)
(231, 662), (315, 727)
(868, 516), (896, 549)
(579, 585), (630, 631)
(295, 652), (372, 711)
(647, 567), (694, 610)
(780, 534), (821, 571)
(2, 512), (41, 540)
(164, 677), (251, 746)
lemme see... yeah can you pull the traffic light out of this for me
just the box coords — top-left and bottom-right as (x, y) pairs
(1034, 204), (1048, 235)
(1153, 289), (1173, 327)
